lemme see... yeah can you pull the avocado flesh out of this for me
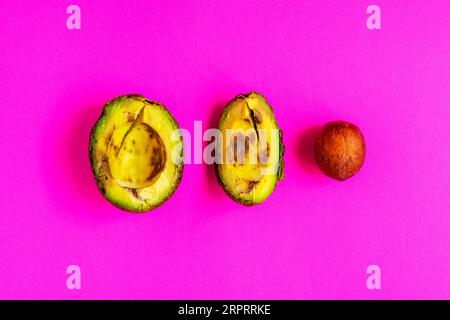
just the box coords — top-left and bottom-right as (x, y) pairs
(89, 94), (183, 212)
(216, 92), (284, 205)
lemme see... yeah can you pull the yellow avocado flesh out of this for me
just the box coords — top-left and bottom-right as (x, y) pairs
(90, 95), (183, 212)
(107, 120), (166, 189)
(217, 93), (282, 205)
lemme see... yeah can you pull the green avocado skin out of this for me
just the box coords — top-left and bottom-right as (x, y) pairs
(214, 92), (285, 206)
(89, 94), (184, 213)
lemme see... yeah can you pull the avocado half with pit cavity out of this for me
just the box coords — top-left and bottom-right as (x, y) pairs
(89, 94), (183, 212)
(215, 92), (285, 205)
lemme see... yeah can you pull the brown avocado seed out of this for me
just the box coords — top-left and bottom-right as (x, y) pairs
(314, 121), (365, 181)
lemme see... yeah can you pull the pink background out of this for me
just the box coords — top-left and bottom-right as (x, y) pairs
(0, 0), (449, 299)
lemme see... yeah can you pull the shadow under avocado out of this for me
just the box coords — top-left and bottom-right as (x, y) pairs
(295, 126), (323, 176)
(203, 101), (229, 199)
(40, 94), (121, 220)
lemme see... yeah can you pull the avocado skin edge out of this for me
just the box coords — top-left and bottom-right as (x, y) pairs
(214, 92), (285, 206)
(89, 94), (184, 213)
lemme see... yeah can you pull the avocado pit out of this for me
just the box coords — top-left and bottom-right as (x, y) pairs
(314, 120), (365, 180)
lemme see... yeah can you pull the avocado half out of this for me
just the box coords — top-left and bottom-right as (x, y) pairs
(215, 92), (285, 205)
(89, 94), (183, 212)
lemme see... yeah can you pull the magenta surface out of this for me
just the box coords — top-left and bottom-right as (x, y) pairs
(0, 0), (449, 299)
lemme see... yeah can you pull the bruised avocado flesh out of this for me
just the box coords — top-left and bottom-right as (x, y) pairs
(216, 92), (284, 205)
(89, 94), (183, 212)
